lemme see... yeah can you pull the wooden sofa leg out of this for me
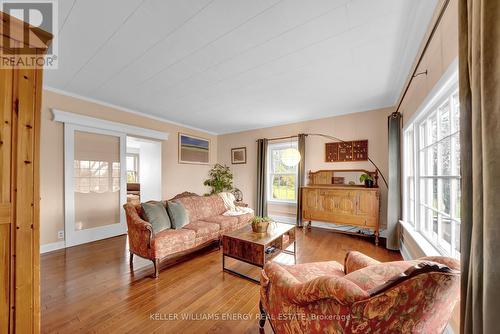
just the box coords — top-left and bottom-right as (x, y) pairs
(259, 301), (266, 328)
(153, 258), (160, 278)
(129, 252), (134, 267)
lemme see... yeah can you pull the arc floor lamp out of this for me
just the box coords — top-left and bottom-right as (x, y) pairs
(277, 133), (388, 188)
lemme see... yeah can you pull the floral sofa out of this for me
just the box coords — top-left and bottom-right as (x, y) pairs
(123, 193), (253, 277)
(259, 251), (460, 334)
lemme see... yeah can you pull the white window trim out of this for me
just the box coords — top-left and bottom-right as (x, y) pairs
(126, 153), (140, 183)
(401, 58), (459, 258)
(400, 220), (441, 258)
(267, 141), (299, 205)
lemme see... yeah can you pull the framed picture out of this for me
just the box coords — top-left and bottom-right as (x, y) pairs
(178, 133), (210, 164)
(231, 147), (247, 164)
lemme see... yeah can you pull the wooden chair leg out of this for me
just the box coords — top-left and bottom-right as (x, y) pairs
(129, 252), (134, 267)
(259, 301), (266, 328)
(152, 258), (160, 278)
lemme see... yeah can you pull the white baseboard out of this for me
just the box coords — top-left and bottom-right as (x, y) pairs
(40, 241), (66, 254)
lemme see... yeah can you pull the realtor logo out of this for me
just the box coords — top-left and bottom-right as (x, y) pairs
(1, 0), (58, 68)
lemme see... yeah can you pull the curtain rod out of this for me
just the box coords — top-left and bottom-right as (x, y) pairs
(394, 0), (450, 115)
(255, 135), (298, 142)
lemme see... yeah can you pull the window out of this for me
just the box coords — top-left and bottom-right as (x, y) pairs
(126, 154), (139, 183)
(403, 76), (460, 258)
(267, 142), (298, 203)
(74, 160), (121, 193)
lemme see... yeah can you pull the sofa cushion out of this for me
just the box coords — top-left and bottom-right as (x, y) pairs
(201, 215), (239, 234)
(166, 201), (190, 229)
(279, 261), (345, 283)
(141, 201), (171, 233)
(182, 221), (220, 245)
(175, 195), (226, 223)
(151, 228), (196, 259)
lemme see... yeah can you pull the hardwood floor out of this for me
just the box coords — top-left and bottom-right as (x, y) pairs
(41, 227), (401, 334)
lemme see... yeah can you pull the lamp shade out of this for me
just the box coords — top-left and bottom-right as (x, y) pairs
(281, 147), (301, 167)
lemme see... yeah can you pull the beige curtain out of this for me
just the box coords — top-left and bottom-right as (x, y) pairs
(386, 112), (402, 250)
(459, 0), (500, 333)
(295, 134), (306, 227)
(256, 139), (268, 217)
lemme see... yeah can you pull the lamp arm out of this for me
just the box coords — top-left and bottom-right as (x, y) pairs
(304, 133), (389, 188)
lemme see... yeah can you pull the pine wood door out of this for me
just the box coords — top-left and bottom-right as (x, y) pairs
(0, 63), (44, 334)
(0, 48), (46, 334)
(0, 59), (14, 334)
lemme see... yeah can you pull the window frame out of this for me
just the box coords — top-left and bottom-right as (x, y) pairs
(402, 69), (460, 259)
(267, 141), (299, 205)
(126, 153), (140, 183)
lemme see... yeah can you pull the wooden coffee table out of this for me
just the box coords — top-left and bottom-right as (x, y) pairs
(222, 222), (296, 283)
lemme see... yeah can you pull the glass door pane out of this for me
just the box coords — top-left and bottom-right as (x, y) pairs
(64, 124), (126, 247)
(74, 131), (121, 231)
(74, 131), (120, 231)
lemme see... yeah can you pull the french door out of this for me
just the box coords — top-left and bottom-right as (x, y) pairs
(64, 124), (127, 247)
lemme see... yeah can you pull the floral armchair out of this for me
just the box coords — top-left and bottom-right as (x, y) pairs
(259, 251), (460, 334)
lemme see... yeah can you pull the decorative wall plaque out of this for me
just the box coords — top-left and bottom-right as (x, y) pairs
(325, 140), (368, 162)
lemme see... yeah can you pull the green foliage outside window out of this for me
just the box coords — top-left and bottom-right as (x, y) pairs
(270, 147), (297, 201)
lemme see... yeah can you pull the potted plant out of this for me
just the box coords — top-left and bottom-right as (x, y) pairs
(203, 164), (233, 195)
(360, 173), (374, 188)
(251, 216), (272, 234)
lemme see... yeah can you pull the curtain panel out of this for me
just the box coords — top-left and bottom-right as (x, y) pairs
(296, 134), (306, 227)
(256, 139), (268, 217)
(387, 112), (402, 250)
(459, 0), (500, 332)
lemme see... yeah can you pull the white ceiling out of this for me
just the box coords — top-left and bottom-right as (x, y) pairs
(46, 0), (438, 134)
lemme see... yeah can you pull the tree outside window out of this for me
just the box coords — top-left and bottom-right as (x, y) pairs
(268, 142), (298, 203)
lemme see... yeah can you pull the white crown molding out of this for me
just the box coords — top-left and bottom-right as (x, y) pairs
(52, 109), (169, 141)
(40, 241), (66, 254)
(43, 86), (218, 136)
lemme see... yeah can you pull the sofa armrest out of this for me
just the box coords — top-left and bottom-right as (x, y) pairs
(123, 203), (154, 258)
(344, 251), (380, 274)
(419, 256), (460, 271)
(130, 219), (153, 237)
(367, 261), (460, 296)
(262, 262), (369, 307)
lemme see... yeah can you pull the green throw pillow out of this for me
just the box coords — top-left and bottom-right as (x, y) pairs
(166, 201), (190, 229)
(141, 201), (171, 233)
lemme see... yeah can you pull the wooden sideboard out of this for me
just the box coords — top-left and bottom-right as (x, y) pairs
(301, 170), (380, 245)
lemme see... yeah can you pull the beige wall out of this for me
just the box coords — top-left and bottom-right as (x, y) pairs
(40, 90), (217, 245)
(398, 0), (458, 126)
(217, 107), (394, 229)
(398, 0), (458, 259)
